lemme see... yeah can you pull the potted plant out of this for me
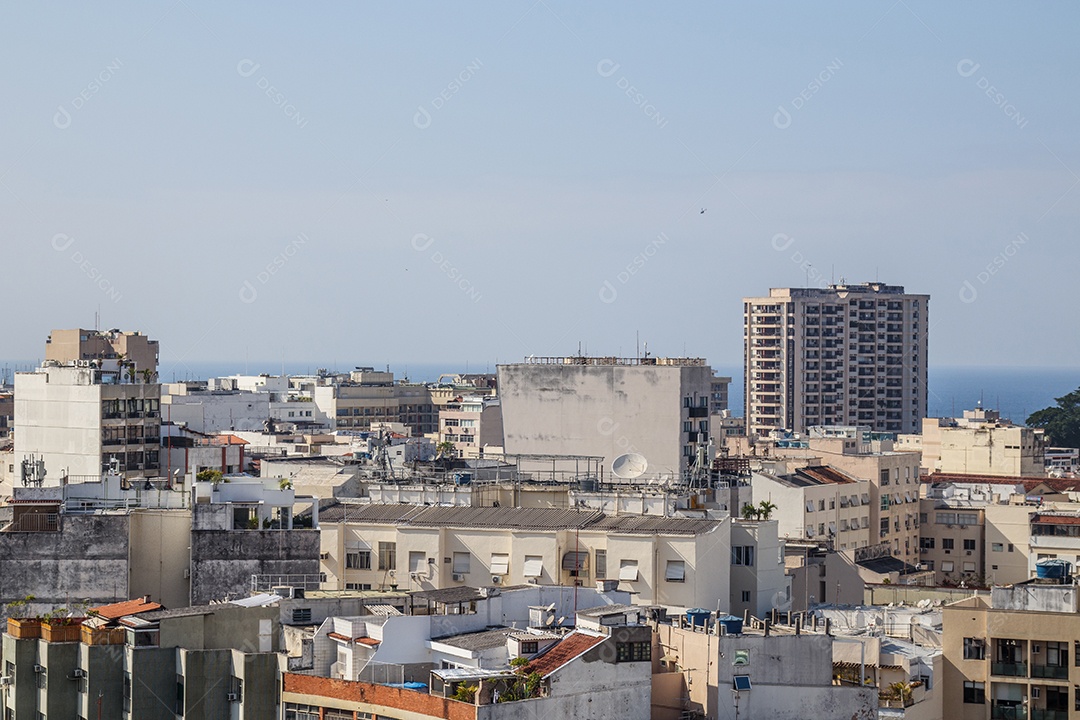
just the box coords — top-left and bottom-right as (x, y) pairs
(40, 607), (86, 643)
(6, 595), (40, 638)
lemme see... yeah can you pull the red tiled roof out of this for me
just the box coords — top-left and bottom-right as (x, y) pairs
(1032, 514), (1080, 525)
(526, 633), (606, 678)
(90, 598), (163, 620)
(328, 632), (352, 642)
(356, 637), (380, 646)
(800, 466), (857, 485)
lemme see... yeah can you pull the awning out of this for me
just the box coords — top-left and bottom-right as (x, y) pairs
(561, 551), (589, 572)
(665, 561), (685, 582)
(619, 560), (639, 581)
(523, 557), (544, 577)
(490, 554), (509, 575)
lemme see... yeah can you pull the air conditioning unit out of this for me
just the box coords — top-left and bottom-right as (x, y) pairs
(183, 568), (190, 578)
(226, 692), (239, 702)
(387, 570), (395, 577)
(451, 573), (465, 582)
(966, 551), (972, 556)
(320, 552), (330, 560)
(409, 573), (420, 581)
(71, 668), (87, 679)
(491, 576), (502, 585)
(0, 677), (11, 688)
(33, 665), (45, 674)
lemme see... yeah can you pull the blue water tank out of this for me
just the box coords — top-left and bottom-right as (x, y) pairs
(1036, 559), (1071, 579)
(715, 614), (744, 635)
(686, 608), (711, 628)
(453, 473), (472, 486)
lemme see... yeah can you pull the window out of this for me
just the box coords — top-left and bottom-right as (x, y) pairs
(963, 562), (976, 572)
(123, 672), (132, 712)
(741, 590), (751, 602)
(942, 538), (954, 550)
(963, 681), (985, 704)
(942, 561), (954, 572)
(619, 560), (639, 581)
(345, 583), (372, 591)
(920, 537), (935, 549)
(992, 543), (1004, 552)
(665, 560), (686, 583)
(1047, 641), (1068, 667)
(1008, 544), (1014, 552)
(37, 667), (47, 689)
(595, 550), (607, 579)
(346, 551), (371, 570)
(963, 638), (986, 660)
(452, 552), (470, 574)
(731, 546), (755, 566)
(957, 513), (978, 525)
(523, 556), (544, 577)
(291, 608), (312, 624)
(963, 539), (976, 551)
(519, 641), (538, 655)
(881, 496), (890, 510)
(409, 551), (426, 574)
(378, 542), (396, 571)
(615, 642), (651, 662)
(818, 499), (826, 511)
(491, 553), (510, 575)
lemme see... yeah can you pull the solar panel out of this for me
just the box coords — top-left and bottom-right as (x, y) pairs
(733, 675), (752, 691)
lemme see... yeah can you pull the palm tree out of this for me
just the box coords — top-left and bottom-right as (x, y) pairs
(757, 500), (777, 520)
(741, 503), (760, 520)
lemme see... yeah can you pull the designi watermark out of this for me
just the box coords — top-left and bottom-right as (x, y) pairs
(237, 59), (309, 129)
(597, 59), (669, 129)
(599, 232), (669, 304)
(51, 234), (123, 303)
(959, 232), (1028, 304)
(414, 59), (483, 130)
(53, 59), (123, 130)
(773, 58), (843, 130)
(239, 233), (309, 304)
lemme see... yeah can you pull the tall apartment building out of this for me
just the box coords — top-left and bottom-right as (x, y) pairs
(498, 356), (730, 476)
(14, 361), (161, 484)
(743, 282), (928, 437)
(437, 395), (503, 458)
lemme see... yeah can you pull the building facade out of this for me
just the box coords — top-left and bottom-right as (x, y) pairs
(743, 282), (928, 437)
(498, 356), (729, 477)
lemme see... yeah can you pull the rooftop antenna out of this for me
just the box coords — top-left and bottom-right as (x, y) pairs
(805, 263), (812, 287)
(636, 330), (640, 359)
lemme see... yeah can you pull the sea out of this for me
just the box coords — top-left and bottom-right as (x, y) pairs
(2, 360), (1076, 424)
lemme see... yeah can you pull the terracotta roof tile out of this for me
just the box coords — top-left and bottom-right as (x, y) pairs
(90, 598), (163, 620)
(526, 633), (606, 678)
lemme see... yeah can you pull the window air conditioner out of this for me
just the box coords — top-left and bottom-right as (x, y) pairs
(226, 692), (239, 702)
(451, 573), (465, 582)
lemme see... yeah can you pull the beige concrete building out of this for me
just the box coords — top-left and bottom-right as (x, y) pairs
(752, 466), (872, 551)
(312, 368), (438, 436)
(14, 361), (161, 484)
(437, 395), (503, 458)
(734, 427), (923, 566)
(317, 503), (787, 617)
(743, 282), (928, 437)
(898, 408), (1047, 477)
(45, 327), (159, 373)
(498, 356), (730, 477)
(942, 582), (1080, 720)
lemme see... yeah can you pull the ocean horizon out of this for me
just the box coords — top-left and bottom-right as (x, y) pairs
(2, 359), (1076, 426)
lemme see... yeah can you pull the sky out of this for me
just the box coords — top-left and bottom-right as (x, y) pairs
(2, 2), (1078, 377)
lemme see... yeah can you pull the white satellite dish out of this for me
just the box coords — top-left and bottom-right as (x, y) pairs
(612, 453), (648, 479)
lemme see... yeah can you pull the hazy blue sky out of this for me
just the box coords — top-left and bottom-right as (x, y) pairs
(2, 2), (1077, 378)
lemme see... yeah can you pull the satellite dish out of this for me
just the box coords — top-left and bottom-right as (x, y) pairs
(612, 453), (648, 479)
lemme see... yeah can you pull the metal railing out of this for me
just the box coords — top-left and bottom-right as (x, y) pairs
(991, 703), (1026, 720)
(1031, 665), (1069, 680)
(251, 574), (327, 593)
(5, 513), (60, 532)
(991, 662), (1027, 677)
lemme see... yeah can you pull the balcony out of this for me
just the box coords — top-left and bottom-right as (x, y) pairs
(992, 662), (1028, 677)
(1031, 665), (1068, 680)
(1031, 710), (1069, 720)
(992, 703), (1026, 720)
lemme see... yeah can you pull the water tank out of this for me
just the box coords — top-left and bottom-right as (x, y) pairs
(452, 472), (472, 486)
(715, 614), (744, 635)
(685, 608), (711, 628)
(578, 477), (597, 493)
(1036, 559), (1071, 580)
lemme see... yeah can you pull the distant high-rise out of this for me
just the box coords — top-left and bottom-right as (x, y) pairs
(743, 283), (928, 437)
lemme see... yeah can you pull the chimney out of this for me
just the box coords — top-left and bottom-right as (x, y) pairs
(142, 595), (151, 604)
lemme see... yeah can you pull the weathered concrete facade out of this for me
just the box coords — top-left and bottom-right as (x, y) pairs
(190, 527), (321, 604)
(0, 515), (130, 616)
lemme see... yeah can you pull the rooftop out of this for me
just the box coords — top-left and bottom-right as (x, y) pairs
(576, 604), (639, 618)
(90, 597), (163, 620)
(319, 503), (723, 536)
(526, 632), (607, 677)
(434, 627), (517, 651)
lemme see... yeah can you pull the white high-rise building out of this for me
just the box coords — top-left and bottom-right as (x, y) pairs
(743, 283), (928, 437)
